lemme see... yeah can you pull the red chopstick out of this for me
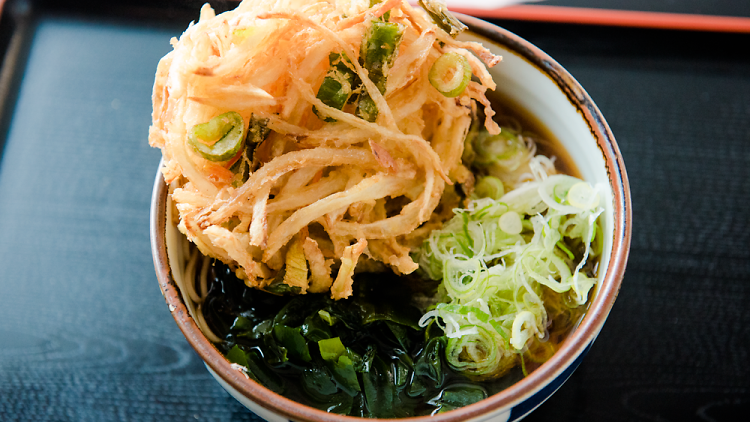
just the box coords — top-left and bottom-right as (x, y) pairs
(451, 4), (750, 33)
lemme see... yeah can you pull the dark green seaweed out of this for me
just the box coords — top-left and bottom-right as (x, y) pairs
(201, 260), (525, 417)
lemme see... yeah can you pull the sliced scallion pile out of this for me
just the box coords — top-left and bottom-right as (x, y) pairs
(416, 161), (605, 379)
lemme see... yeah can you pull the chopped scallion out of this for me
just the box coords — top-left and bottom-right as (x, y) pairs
(429, 52), (471, 97)
(188, 111), (245, 162)
(473, 175), (505, 200)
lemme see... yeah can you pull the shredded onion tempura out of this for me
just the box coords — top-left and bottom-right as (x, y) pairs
(150, 0), (502, 299)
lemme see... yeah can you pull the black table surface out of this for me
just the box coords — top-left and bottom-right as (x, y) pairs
(0, 1), (748, 421)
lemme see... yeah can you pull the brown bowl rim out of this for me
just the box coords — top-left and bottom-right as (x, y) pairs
(150, 14), (632, 422)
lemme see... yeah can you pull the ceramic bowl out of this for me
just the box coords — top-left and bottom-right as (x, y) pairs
(150, 13), (631, 422)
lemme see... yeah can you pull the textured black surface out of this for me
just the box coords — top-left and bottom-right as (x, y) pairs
(541, 0), (750, 17)
(0, 1), (749, 422)
(0, 7), (263, 422)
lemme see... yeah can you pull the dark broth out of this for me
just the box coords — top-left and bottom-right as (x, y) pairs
(490, 91), (582, 180)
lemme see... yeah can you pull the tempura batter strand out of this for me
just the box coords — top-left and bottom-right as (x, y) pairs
(207, 148), (379, 225)
(262, 173), (414, 261)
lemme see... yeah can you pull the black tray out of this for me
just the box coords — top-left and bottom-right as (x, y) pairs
(1, 1), (748, 421)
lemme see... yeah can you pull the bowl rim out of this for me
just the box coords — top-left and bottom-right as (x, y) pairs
(150, 13), (632, 422)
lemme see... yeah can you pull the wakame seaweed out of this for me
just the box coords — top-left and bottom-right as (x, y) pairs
(201, 260), (522, 417)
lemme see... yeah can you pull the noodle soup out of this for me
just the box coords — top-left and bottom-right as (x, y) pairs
(165, 101), (601, 417)
(150, 0), (629, 420)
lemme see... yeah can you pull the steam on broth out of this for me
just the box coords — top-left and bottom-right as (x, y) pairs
(151, 0), (604, 417)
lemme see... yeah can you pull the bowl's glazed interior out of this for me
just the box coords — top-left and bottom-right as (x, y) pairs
(151, 15), (631, 422)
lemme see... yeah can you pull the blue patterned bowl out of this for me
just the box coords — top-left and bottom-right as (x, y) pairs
(151, 13), (631, 422)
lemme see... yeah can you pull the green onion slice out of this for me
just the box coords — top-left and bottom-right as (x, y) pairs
(567, 182), (600, 210)
(473, 175), (505, 200)
(429, 52), (471, 97)
(188, 111), (245, 162)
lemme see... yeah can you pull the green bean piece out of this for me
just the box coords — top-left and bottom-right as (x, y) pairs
(357, 21), (404, 122)
(188, 111), (245, 162)
(429, 52), (471, 97)
(314, 53), (358, 122)
(418, 0), (467, 37)
(247, 114), (270, 144)
(228, 114), (269, 187)
(226, 114), (269, 170)
(356, 95), (379, 123)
